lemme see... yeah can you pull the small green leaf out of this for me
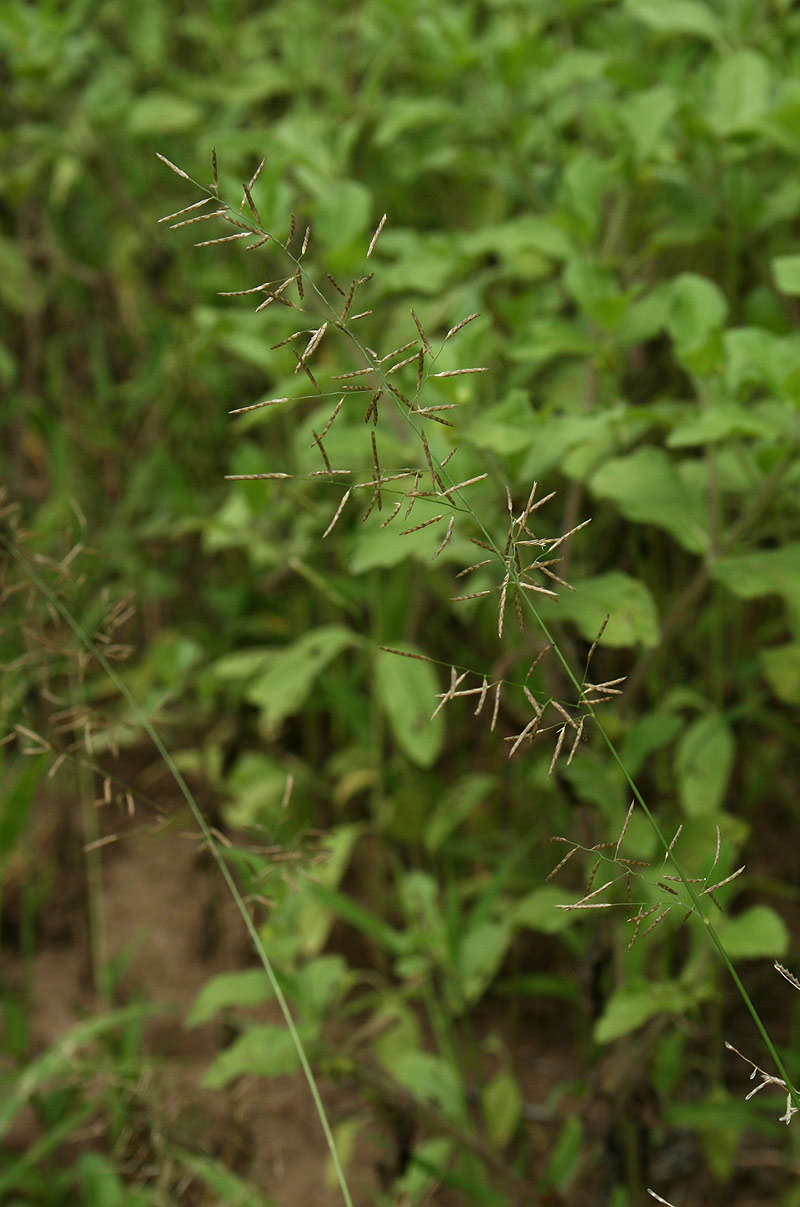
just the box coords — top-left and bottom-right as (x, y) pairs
(590, 448), (709, 554)
(708, 51), (772, 135)
(677, 713), (735, 817)
(187, 970), (271, 1027)
(457, 921), (512, 1005)
(595, 981), (697, 1043)
(715, 906), (789, 960)
(389, 1050), (463, 1120)
(711, 544), (800, 615)
(246, 626), (356, 729)
(761, 643), (800, 703)
(773, 255), (800, 295)
(202, 1025), (306, 1089)
(667, 274), (728, 352)
(128, 91), (202, 134)
(375, 646), (444, 768)
(513, 886), (580, 934)
(626, 0), (723, 43)
(424, 773), (495, 851)
(482, 1070), (523, 1148)
(537, 570), (660, 648)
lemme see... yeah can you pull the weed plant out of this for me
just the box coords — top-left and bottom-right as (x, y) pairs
(150, 145), (800, 1204)
(4, 2), (800, 1204)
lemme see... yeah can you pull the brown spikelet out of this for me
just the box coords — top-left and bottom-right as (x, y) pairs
(301, 226), (311, 255)
(284, 213), (296, 248)
(211, 146), (219, 192)
(434, 515), (455, 559)
(548, 724), (567, 776)
(363, 389), (381, 425)
(366, 213), (387, 258)
(318, 397), (344, 440)
(546, 843), (579, 881)
(156, 152), (191, 181)
(401, 513), (445, 536)
(370, 431), (383, 510)
(158, 198), (213, 224)
(445, 312), (480, 340)
(431, 367), (488, 378)
(322, 488), (352, 539)
(410, 308), (432, 355)
(341, 280), (356, 321)
(311, 430), (332, 475)
(242, 181), (261, 225)
(195, 231), (252, 248)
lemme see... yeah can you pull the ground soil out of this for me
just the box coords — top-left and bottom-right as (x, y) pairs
(2, 751), (798, 1207)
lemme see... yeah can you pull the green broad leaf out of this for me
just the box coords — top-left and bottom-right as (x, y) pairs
(513, 886), (579, 934)
(128, 91), (202, 134)
(393, 1137), (453, 1199)
(375, 645), (444, 768)
(470, 215), (574, 264)
(350, 519), (468, 572)
(538, 570), (660, 648)
(313, 179), (372, 250)
(625, 0), (724, 43)
(457, 921), (512, 1005)
(621, 712), (684, 777)
(761, 643), (800, 703)
(563, 259), (631, 330)
(509, 318), (593, 368)
(773, 255), (800, 296)
(710, 544), (800, 615)
(222, 752), (290, 829)
(590, 447), (709, 554)
(541, 1115), (583, 1191)
(620, 85), (678, 161)
(202, 1024), (307, 1089)
(667, 273), (728, 353)
(389, 1050), (463, 1120)
(424, 773), (495, 851)
(595, 980), (698, 1044)
(676, 713), (735, 817)
(187, 970), (272, 1027)
(295, 824), (363, 956)
(666, 402), (775, 447)
(724, 327), (800, 398)
(482, 1071), (523, 1148)
(293, 955), (351, 1020)
(715, 906), (789, 960)
(708, 51), (772, 135)
(246, 626), (356, 729)
(464, 389), (537, 454)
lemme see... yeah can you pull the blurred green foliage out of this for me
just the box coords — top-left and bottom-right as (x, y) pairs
(3, 0), (800, 1202)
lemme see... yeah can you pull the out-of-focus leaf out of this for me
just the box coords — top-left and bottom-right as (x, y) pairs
(375, 646), (444, 767)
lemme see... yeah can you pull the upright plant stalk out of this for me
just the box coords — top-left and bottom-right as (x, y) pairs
(156, 157), (800, 1114)
(1, 534), (355, 1207)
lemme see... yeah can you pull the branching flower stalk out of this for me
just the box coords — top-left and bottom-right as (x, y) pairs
(156, 149), (799, 1143)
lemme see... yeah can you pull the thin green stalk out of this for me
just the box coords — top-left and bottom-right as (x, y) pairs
(2, 535), (354, 1207)
(160, 159), (798, 1108)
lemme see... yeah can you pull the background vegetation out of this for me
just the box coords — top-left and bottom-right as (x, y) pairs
(2, 0), (800, 1203)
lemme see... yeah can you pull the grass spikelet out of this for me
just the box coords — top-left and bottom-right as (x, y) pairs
(155, 152), (191, 180)
(401, 513), (444, 536)
(229, 397), (290, 415)
(158, 197), (212, 224)
(366, 213), (387, 258)
(444, 312), (480, 340)
(431, 367), (488, 378)
(410, 307), (432, 355)
(322, 488), (352, 539)
(434, 515), (455, 558)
